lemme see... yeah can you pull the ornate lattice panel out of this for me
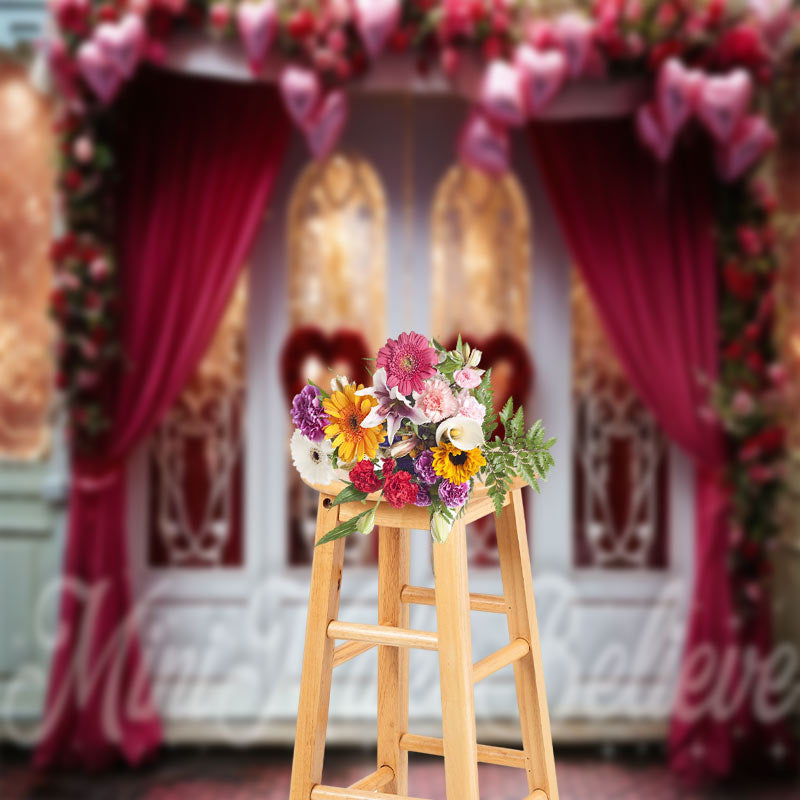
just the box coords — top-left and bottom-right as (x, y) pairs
(148, 275), (247, 567)
(286, 153), (387, 566)
(571, 272), (669, 569)
(0, 63), (53, 460)
(431, 164), (533, 566)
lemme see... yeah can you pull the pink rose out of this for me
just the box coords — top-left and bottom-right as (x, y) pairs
(457, 392), (486, 423)
(416, 377), (458, 423)
(72, 135), (93, 163)
(454, 367), (482, 389)
(731, 389), (755, 416)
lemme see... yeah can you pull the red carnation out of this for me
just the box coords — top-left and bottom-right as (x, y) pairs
(349, 459), (383, 493)
(383, 471), (418, 509)
(380, 458), (396, 479)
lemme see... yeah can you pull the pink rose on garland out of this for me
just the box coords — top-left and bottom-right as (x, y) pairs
(416, 377), (458, 422)
(376, 331), (438, 395)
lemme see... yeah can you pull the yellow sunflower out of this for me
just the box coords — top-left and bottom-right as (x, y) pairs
(323, 383), (384, 463)
(431, 443), (486, 484)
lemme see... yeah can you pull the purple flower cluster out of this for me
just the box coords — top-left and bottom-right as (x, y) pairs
(414, 485), (432, 507)
(291, 385), (329, 442)
(438, 479), (469, 509)
(414, 450), (437, 485)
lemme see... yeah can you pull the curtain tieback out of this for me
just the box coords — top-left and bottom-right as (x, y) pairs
(74, 468), (122, 494)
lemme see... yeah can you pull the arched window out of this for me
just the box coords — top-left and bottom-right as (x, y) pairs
(431, 165), (530, 342)
(431, 164), (533, 566)
(285, 153), (387, 564)
(288, 153), (386, 350)
(0, 63), (53, 460)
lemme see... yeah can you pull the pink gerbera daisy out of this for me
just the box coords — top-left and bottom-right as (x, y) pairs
(376, 332), (438, 395)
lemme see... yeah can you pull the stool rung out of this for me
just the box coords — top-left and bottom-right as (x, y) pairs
(473, 638), (530, 684)
(332, 640), (375, 668)
(525, 791), (548, 800)
(400, 585), (507, 614)
(399, 733), (527, 769)
(348, 765), (394, 790)
(327, 620), (438, 651)
(311, 786), (430, 800)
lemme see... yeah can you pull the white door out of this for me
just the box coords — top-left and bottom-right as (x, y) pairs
(129, 90), (694, 741)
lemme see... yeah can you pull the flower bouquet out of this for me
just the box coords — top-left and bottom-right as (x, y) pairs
(289, 332), (555, 545)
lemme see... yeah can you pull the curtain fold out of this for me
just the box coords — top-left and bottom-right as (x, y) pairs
(529, 119), (740, 783)
(35, 70), (290, 769)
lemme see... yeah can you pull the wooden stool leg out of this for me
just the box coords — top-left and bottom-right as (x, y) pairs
(433, 519), (480, 800)
(377, 526), (411, 794)
(496, 489), (559, 800)
(290, 496), (347, 800)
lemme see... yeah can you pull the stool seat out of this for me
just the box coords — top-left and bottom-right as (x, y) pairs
(300, 475), (528, 529)
(289, 483), (559, 800)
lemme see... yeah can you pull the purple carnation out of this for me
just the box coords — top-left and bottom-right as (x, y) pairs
(291, 384), (329, 442)
(414, 450), (437, 485)
(414, 485), (432, 507)
(438, 479), (469, 509)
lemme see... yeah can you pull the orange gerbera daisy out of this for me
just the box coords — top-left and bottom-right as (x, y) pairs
(323, 383), (384, 463)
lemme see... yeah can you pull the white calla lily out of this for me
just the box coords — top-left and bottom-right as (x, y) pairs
(435, 415), (485, 451)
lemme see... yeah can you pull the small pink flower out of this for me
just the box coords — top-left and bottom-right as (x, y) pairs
(457, 392), (486, 423)
(416, 378), (458, 423)
(454, 367), (482, 389)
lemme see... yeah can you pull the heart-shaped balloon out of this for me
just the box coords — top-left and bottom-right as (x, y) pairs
(716, 115), (776, 182)
(236, 0), (277, 75)
(77, 40), (122, 104)
(480, 60), (525, 127)
(748, 0), (792, 45)
(304, 90), (349, 160)
(696, 69), (753, 144)
(635, 103), (674, 163)
(457, 110), (510, 176)
(280, 326), (371, 403)
(514, 44), (567, 118)
(279, 65), (322, 129)
(94, 13), (145, 80)
(553, 12), (594, 78)
(353, 0), (400, 59)
(656, 57), (702, 136)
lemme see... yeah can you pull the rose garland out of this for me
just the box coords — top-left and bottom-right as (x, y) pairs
(712, 174), (788, 624)
(46, 1), (792, 626)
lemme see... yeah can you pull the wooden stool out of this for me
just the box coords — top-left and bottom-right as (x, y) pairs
(289, 478), (558, 800)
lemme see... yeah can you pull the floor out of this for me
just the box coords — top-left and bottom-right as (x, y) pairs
(1, 745), (798, 800)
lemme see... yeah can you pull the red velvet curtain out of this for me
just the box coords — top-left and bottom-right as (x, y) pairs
(529, 119), (742, 783)
(35, 70), (290, 768)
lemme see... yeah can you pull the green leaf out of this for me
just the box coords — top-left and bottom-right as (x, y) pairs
(499, 397), (514, 426)
(316, 508), (373, 546)
(331, 484), (369, 506)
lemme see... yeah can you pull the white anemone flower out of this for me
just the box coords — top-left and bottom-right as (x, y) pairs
(435, 415), (485, 451)
(290, 429), (336, 485)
